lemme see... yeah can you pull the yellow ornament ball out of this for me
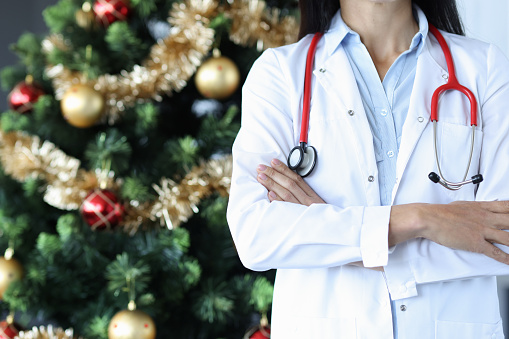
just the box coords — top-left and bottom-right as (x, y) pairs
(0, 256), (23, 299)
(75, 2), (97, 31)
(108, 309), (156, 339)
(61, 84), (104, 128)
(195, 55), (240, 100)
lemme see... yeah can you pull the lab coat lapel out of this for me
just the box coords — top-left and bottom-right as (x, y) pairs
(393, 39), (448, 198)
(314, 46), (380, 206)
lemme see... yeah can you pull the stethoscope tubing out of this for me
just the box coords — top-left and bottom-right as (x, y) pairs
(432, 121), (477, 190)
(429, 25), (478, 126)
(300, 32), (323, 145)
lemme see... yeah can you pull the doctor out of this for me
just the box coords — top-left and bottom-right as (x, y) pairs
(227, 0), (509, 338)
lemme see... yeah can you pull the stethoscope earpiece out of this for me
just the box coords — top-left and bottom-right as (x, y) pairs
(428, 172), (440, 183)
(471, 174), (484, 184)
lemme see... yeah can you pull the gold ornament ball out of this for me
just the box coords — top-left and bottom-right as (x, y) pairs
(61, 84), (104, 128)
(76, 2), (97, 30)
(195, 55), (240, 100)
(108, 309), (156, 339)
(0, 256), (23, 299)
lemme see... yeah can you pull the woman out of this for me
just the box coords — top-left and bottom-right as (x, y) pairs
(227, 0), (509, 337)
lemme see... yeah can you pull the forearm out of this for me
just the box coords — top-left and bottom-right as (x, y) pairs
(227, 190), (392, 271)
(388, 201), (509, 264)
(384, 201), (509, 300)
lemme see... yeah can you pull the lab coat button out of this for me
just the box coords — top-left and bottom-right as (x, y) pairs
(348, 110), (355, 116)
(368, 176), (375, 182)
(319, 68), (326, 73)
(442, 73), (449, 80)
(417, 116), (424, 123)
(400, 305), (407, 311)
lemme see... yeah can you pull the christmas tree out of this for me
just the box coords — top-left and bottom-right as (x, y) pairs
(0, 0), (298, 338)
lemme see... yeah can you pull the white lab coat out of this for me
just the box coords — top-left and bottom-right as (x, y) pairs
(227, 21), (509, 339)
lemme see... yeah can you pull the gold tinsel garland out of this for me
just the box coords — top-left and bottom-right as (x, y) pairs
(1, 0), (291, 232)
(44, 0), (298, 124)
(14, 325), (82, 339)
(0, 129), (232, 234)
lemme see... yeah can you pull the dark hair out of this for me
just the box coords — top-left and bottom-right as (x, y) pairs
(298, 0), (464, 39)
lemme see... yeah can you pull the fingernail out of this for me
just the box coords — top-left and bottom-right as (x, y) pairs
(272, 159), (281, 166)
(257, 164), (267, 171)
(258, 173), (267, 181)
(269, 191), (277, 199)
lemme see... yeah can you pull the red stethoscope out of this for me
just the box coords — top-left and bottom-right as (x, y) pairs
(287, 25), (483, 189)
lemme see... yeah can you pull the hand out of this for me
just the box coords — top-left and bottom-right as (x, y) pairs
(256, 158), (325, 206)
(390, 201), (509, 264)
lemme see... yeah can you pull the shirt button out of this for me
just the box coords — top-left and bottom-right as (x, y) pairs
(380, 109), (388, 117)
(400, 305), (407, 311)
(387, 150), (394, 158)
(319, 68), (326, 73)
(348, 110), (355, 116)
(442, 73), (449, 80)
(368, 175), (375, 182)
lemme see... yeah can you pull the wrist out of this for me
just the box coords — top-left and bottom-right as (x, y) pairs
(408, 203), (429, 239)
(388, 203), (429, 246)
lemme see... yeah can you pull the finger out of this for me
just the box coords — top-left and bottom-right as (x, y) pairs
(485, 228), (509, 247)
(477, 202), (509, 230)
(270, 158), (317, 197)
(267, 191), (283, 202)
(257, 164), (309, 204)
(477, 200), (509, 214)
(478, 241), (509, 265)
(490, 213), (509, 230)
(257, 171), (300, 204)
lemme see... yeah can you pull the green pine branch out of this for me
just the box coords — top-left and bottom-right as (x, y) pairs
(85, 129), (132, 174)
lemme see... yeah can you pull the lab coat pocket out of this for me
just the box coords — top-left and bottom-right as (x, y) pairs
(276, 316), (357, 338)
(435, 319), (503, 339)
(437, 122), (483, 200)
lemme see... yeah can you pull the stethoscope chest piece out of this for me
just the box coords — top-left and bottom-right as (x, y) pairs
(288, 143), (317, 177)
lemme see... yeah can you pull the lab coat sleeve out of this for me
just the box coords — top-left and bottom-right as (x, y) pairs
(384, 43), (509, 300)
(227, 48), (391, 271)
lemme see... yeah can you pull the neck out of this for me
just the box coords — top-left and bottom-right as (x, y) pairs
(340, 0), (419, 79)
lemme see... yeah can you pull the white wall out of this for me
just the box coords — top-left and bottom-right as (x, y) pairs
(457, 0), (509, 57)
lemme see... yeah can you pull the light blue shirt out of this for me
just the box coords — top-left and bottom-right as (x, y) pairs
(331, 7), (428, 338)
(335, 8), (428, 206)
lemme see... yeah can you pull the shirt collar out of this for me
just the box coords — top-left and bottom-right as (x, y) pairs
(324, 5), (429, 57)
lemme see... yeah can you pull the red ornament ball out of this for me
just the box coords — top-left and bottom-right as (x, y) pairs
(7, 80), (44, 113)
(93, 0), (131, 27)
(0, 320), (22, 339)
(248, 326), (270, 339)
(80, 189), (124, 230)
